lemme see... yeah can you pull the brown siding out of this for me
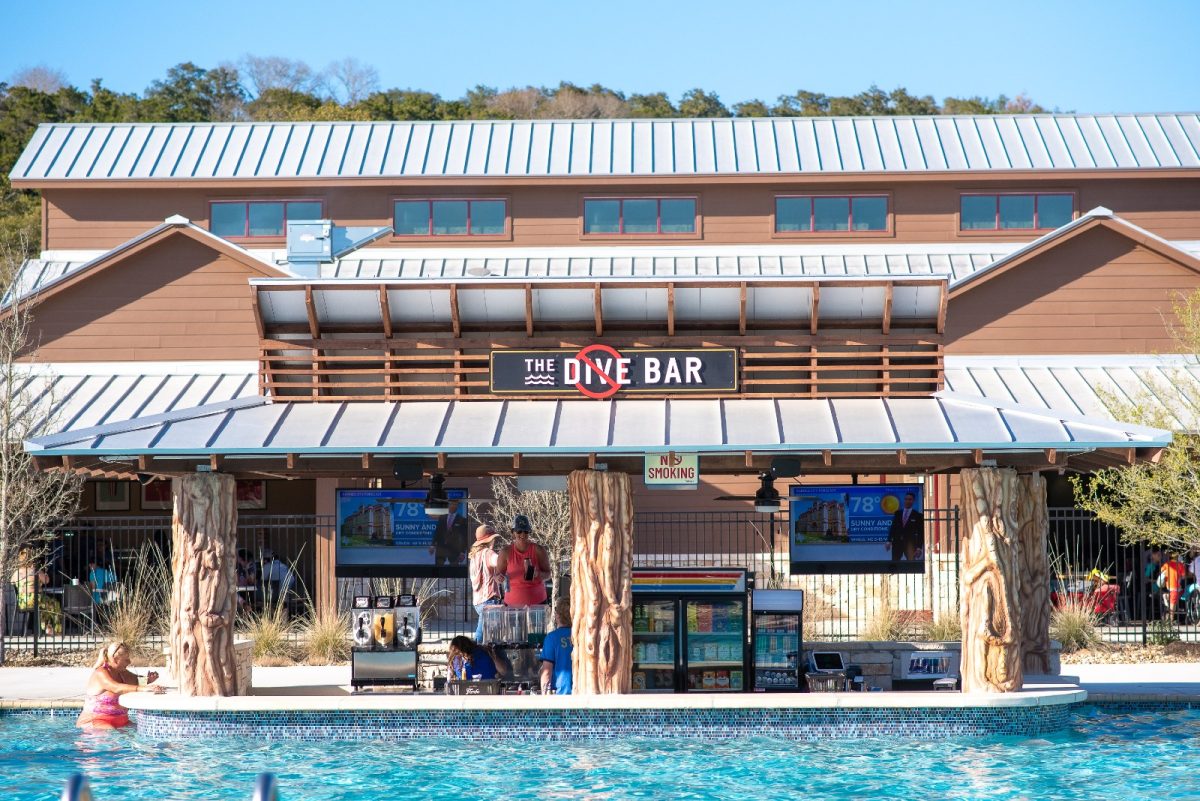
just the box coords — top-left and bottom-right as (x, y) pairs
(43, 178), (1200, 251)
(945, 227), (1200, 354)
(28, 235), (263, 361)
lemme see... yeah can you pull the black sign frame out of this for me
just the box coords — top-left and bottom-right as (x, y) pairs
(490, 347), (739, 397)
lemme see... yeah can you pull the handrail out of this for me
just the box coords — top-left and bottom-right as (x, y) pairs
(61, 774), (92, 801)
(252, 773), (279, 801)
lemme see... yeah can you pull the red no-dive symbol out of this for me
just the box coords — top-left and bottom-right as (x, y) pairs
(574, 344), (623, 400)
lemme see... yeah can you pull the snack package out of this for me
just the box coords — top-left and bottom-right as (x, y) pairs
(730, 670), (743, 691)
(632, 671), (647, 691)
(716, 670), (730, 689)
(702, 670), (716, 689)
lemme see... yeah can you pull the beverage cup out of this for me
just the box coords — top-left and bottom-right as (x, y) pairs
(523, 558), (535, 581)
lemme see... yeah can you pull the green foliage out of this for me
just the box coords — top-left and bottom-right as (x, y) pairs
(678, 88), (730, 118)
(140, 62), (246, 122)
(1050, 598), (1102, 653)
(1148, 617), (1180, 646)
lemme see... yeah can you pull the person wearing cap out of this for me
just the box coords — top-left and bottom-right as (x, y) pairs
(497, 514), (549, 607)
(469, 524), (503, 642)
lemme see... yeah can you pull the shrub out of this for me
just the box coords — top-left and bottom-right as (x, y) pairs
(98, 544), (171, 660)
(1050, 596), (1102, 653)
(923, 612), (962, 642)
(241, 597), (298, 663)
(860, 605), (911, 641)
(1148, 618), (1180, 646)
(304, 608), (350, 664)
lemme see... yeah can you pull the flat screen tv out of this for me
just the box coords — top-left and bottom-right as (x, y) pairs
(335, 488), (470, 577)
(789, 483), (926, 575)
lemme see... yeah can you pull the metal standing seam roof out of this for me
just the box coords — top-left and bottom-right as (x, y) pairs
(944, 354), (1200, 430)
(24, 394), (1170, 457)
(12, 115), (1200, 183)
(5, 361), (259, 436)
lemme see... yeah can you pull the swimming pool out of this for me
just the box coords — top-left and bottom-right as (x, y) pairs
(2, 705), (1197, 801)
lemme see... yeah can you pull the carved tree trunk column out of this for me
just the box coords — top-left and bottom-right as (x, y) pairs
(568, 469), (634, 695)
(169, 473), (239, 696)
(1018, 473), (1051, 675)
(959, 467), (1023, 693)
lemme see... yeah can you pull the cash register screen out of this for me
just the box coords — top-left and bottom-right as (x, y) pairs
(812, 652), (845, 672)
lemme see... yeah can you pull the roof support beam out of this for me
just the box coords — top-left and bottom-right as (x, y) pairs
(822, 449), (832, 467)
(738, 282), (747, 336)
(210, 454), (222, 471)
(304, 286), (320, 339)
(667, 283), (676, 337)
(898, 449), (907, 466)
(449, 285), (462, 338)
(250, 286), (265, 340)
(593, 285), (603, 337)
(524, 283), (534, 337)
(810, 285), (820, 335)
(936, 283), (948, 334)
(378, 286), (392, 338)
(882, 283), (893, 335)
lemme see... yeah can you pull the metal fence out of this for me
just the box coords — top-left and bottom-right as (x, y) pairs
(1048, 507), (1200, 643)
(11, 504), (1192, 655)
(633, 509), (962, 641)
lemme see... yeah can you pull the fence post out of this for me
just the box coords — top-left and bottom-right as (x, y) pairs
(1137, 546), (1148, 645)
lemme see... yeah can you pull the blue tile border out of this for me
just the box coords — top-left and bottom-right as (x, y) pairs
(131, 705), (1072, 742)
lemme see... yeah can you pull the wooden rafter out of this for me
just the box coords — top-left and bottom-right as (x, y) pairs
(379, 286), (393, 338)
(593, 284), (603, 336)
(524, 283), (534, 337)
(210, 454), (222, 471)
(810, 284), (820, 335)
(250, 286), (265, 339)
(449, 285), (462, 337)
(882, 283), (893, 334)
(667, 283), (676, 336)
(304, 286), (320, 339)
(738, 282), (747, 336)
(936, 282), (948, 334)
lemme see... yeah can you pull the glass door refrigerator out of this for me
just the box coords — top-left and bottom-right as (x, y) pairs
(631, 568), (749, 694)
(750, 589), (805, 692)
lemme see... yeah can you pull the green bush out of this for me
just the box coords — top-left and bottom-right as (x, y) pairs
(1148, 618), (1180, 646)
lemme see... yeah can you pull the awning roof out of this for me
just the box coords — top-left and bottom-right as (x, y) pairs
(25, 393), (1168, 462)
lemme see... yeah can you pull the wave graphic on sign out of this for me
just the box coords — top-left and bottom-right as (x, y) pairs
(523, 375), (557, 385)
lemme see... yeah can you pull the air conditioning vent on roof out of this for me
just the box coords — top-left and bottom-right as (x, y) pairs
(286, 220), (332, 273)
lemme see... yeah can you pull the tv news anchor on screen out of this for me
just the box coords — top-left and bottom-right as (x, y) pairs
(887, 491), (923, 561)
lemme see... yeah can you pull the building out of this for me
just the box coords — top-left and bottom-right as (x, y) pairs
(6, 115), (1195, 633)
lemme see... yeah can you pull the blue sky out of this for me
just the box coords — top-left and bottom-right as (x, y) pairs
(4, 0), (1198, 113)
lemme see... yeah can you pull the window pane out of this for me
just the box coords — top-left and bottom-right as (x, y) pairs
(470, 200), (506, 235)
(1037, 194), (1073, 229)
(248, 202), (285, 236)
(211, 203), (246, 237)
(813, 197), (850, 231)
(775, 197), (811, 232)
(432, 200), (469, 235)
(583, 199), (620, 234)
(622, 199), (658, 233)
(286, 201), (323, 222)
(960, 195), (996, 230)
(851, 197), (888, 231)
(394, 201), (429, 235)
(999, 195), (1035, 229)
(659, 199), (696, 233)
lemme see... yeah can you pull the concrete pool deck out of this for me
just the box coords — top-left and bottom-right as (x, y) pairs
(2, 662), (1198, 708)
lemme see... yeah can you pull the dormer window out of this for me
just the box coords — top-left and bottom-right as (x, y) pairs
(210, 200), (323, 239)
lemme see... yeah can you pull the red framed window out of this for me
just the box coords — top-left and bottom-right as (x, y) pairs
(959, 193), (1074, 231)
(392, 199), (507, 237)
(583, 197), (697, 235)
(775, 195), (888, 233)
(210, 200), (323, 238)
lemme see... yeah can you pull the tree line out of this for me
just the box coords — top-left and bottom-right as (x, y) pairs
(0, 55), (1054, 281)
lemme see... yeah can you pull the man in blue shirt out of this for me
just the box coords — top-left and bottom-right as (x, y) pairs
(540, 600), (573, 694)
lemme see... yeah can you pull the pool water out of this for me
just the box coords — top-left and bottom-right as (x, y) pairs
(3, 706), (1197, 801)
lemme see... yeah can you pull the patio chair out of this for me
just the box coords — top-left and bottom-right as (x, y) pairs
(61, 584), (96, 634)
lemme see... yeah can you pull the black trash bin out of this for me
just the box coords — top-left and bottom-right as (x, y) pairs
(844, 664), (864, 691)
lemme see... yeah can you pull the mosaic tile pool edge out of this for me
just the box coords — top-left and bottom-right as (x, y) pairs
(131, 705), (1072, 742)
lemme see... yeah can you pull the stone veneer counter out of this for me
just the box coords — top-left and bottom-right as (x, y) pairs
(123, 688), (1085, 742)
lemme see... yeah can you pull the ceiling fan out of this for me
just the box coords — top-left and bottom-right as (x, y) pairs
(712, 457), (803, 512)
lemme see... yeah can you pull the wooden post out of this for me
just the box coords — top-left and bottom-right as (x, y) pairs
(1018, 473), (1051, 675)
(959, 467), (1023, 693)
(568, 470), (634, 695)
(169, 473), (240, 696)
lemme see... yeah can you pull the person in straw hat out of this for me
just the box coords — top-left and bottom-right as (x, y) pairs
(469, 524), (503, 642)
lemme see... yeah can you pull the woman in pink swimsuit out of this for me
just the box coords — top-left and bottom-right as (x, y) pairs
(77, 641), (165, 729)
(497, 515), (549, 607)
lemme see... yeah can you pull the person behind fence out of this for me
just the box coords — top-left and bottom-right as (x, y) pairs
(497, 514), (549, 607)
(87, 557), (116, 605)
(446, 635), (498, 684)
(77, 641), (165, 729)
(11, 548), (62, 636)
(1160, 552), (1187, 615)
(469, 524), (503, 641)
(540, 599), (573, 695)
(260, 549), (294, 606)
